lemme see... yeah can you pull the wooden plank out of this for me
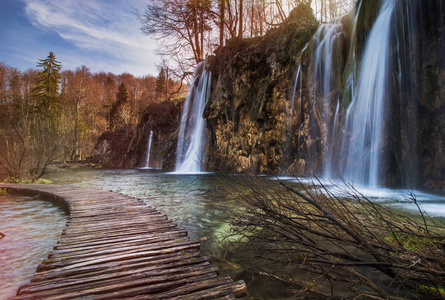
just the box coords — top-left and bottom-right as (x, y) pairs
(45, 239), (195, 263)
(17, 267), (220, 299)
(19, 261), (215, 295)
(36, 242), (201, 272)
(29, 251), (202, 283)
(53, 229), (188, 250)
(53, 231), (187, 251)
(0, 183), (247, 299)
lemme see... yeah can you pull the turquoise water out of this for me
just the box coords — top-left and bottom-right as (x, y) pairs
(0, 194), (67, 299)
(44, 167), (294, 299)
(41, 167), (445, 298)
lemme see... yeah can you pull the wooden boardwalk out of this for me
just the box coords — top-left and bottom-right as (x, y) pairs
(1, 184), (247, 300)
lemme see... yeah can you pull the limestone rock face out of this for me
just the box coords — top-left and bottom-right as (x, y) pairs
(126, 100), (181, 171)
(205, 4), (318, 174)
(93, 100), (181, 170)
(92, 127), (135, 168)
(417, 1), (445, 191)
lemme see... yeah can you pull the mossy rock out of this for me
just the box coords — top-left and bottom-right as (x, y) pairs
(355, 0), (383, 56)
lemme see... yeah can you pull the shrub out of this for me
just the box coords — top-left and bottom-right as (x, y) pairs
(212, 175), (445, 299)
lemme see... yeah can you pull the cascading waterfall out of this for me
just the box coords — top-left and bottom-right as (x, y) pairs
(343, 0), (396, 187)
(295, 0), (423, 189)
(175, 60), (212, 173)
(310, 19), (344, 179)
(144, 130), (154, 168)
(284, 44), (307, 166)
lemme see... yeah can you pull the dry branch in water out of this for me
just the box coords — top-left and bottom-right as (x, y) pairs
(212, 175), (445, 299)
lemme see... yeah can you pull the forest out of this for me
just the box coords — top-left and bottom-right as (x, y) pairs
(0, 54), (186, 179)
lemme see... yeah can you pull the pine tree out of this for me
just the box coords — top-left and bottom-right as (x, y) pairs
(155, 67), (166, 100)
(29, 52), (63, 178)
(115, 82), (129, 103)
(109, 82), (129, 130)
(32, 51), (62, 116)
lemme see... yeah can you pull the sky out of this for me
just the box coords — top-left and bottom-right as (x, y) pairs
(0, 0), (161, 77)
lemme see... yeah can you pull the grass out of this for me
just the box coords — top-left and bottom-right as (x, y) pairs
(3, 177), (53, 184)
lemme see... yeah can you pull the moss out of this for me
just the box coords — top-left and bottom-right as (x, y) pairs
(423, 67), (440, 108)
(287, 27), (318, 58)
(286, 4), (318, 27)
(3, 177), (53, 184)
(416, 285), (445, 298)
(384, 233), (440, 251)
(355, 0), (383, 56)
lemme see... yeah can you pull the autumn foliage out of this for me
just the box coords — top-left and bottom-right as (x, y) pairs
(0, 53), (186, 179)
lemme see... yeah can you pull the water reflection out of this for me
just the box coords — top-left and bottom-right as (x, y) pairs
(44, 168), (445, 298)
(0, 194), (67, 299)
(45, 168), (295, 298)
(47, 168), (227, 241)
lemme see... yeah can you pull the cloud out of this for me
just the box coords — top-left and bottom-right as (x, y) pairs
(22, 0), (160, 76)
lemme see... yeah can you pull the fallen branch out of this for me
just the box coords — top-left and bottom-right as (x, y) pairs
(212, 175), (445, 299)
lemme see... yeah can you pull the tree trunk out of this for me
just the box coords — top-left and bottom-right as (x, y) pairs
(238, 0), (243, 38)
(220, 0), (225, 47)
(193, 5), (201, 63)
(200, 5), (204, 61)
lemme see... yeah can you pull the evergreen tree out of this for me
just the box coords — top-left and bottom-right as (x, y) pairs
(32, 51), (62, 116)
(29, 52), (63, 178)
(115, 82), (129, 103)
(155, 67), (166, 100)
(109, 82), (129, 130)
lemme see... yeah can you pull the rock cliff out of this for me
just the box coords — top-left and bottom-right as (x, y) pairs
(93, 100), (180, 170)
(204, 4), (319, 174)
(205, 0), (445, 192)
(93, 0), (445, 192)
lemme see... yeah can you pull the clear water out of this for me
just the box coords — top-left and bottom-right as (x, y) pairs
(0, 194), (67, 299)
(39, 168), (445, 298)
(44, 168), (295, 299)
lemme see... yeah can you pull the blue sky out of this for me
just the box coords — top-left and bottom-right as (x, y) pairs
(0, 0), (160, 76)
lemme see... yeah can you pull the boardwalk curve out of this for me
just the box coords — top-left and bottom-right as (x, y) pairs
(0, 183), (247, 299)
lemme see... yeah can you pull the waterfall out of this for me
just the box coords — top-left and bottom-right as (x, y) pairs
(310, 19), (344, 178)
(145, 130), (154, 168)
(343, 0), (395, 187)
(323, 100), (340, 178)
(284, 44), (307, 167)
(175, 60), (212, 173)
(293, 0), (424, 189)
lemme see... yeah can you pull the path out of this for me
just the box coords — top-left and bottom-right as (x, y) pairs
(0, 183), (247, 299)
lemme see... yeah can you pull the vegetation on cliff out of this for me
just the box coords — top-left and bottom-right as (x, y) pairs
(93, 99), (182, 170)
(205, 4), (318, 174)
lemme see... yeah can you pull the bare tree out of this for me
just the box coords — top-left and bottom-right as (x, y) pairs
(211, 175), (445, 299)
(136, 0), (214, 67)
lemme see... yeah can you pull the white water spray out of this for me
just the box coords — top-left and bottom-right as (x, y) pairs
(144, 130), (154, 168)
(310, 19), (344, 178)
(175, 60), (212, 173)
(343, 0), (396, 187)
